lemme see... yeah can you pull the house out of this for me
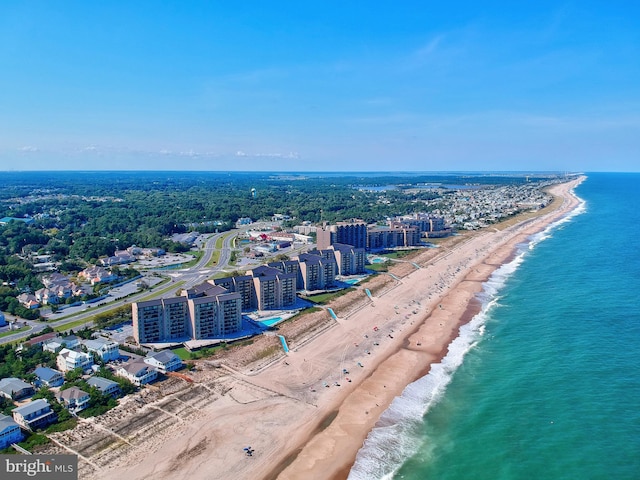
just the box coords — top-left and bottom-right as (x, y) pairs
(34, 288), (59, 305)
(144, 350), (182, 373)
(43, 335), (80, 353)
(0, 377), (35, 400)
(84, 338), (120, 362)
(0, 413), (24, 449)
(98, 250), (136, 266)
(34, 283), (73, 305)
(17, 293), (40, 309)
(116, 361), (158, 386)
(42, 273), (72, 289)
(24, 332), (58, 347)
(12, 399), (57, 430)
(86, 377), (121, 397)
(57, 387), (90, 413)
(78, 266), (117, 285)
(33, 367), (65, 388)
(56, 348), (94, 373)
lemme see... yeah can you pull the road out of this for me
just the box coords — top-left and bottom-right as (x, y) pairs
(1, 228), (310, 345)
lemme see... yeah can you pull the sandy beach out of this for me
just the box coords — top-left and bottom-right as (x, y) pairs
(65, 178), (583, 480)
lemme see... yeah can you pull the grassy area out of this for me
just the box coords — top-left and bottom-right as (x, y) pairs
(302, 288), (355, 304)
(136, 280), (185, 301)
(46, 418), (78, 433)
(0, 326), (30, 338)
(206, 249), (221, 268)
(171, 344), (227, 360)
(54, 318), (93, 332)
(17, 432), (50, 451)
(380, 250), (412, 259)
(365, 263), (388, 272)
(180, 251), (203, 268)
(205, 232), (235, 268)
(170, 347), (191, 361)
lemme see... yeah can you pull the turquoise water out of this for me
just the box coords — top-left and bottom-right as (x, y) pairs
(371, 258), (388, 264)
(349, 173), (640, 480)
(259, 317), (283, 327)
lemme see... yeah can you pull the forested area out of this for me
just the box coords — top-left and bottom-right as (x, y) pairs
(0, 171), (452, 260)
(0, 171), (540, 298)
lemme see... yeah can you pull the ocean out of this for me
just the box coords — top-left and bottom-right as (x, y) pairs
(349, 172), (640, 480)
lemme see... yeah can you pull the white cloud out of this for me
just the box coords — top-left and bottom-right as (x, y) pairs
(19, 146), (39, 152)
(236, 151), (299, 159)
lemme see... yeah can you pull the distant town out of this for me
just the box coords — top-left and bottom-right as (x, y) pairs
(0, 171), (571, 453)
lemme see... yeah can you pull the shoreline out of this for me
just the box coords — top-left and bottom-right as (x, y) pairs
(79, 177), (584, 480)
(275, 177), (584, 480)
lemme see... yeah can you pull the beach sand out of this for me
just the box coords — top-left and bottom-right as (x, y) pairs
(87, 178), (583, 480)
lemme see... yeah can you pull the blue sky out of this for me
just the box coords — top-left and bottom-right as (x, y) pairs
(0, 1), (638, 172)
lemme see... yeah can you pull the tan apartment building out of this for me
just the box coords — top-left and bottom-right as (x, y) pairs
(294, 253), (337, 291)
(132, 283), (242, 344)
(313, 243), (366, 276)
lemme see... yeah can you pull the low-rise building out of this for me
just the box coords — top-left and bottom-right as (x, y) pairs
(99, 250), (136, 266)
(0, 414), (24, 449)
(78, 266), (117, 285)
(116, 361), (158, 386)
(56, 348), (94, 373)
(86, 377), (121, 397)
(84, 338), (120, 362)
(24, 332), (58, 347)
(144, 351), (182, 373)
(17, 293), (40, 309)
(33, 367), (65, 388)
(0, 377), (35, 400)
(57, 387), (90, 413)
(12, 399), (57, 430)
(43, 335), (80, 353)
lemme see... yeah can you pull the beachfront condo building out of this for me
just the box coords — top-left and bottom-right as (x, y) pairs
(132, 283), (242, 344)
(214, 265), (297, 311)
(188, 285), (242, 337)
(247, 265), (297, 310)
(367, 225), (421, 250)
(213, 275), (255, 310)
(312, 243), (366, 276)
(132, 298), (187, 343)
(316, 220), (368, 250)
(294, 253), (337, 291)
(267, 259), (301, 276)
(394, 213), (452, 238)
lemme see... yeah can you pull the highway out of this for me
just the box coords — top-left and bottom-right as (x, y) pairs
(1, 228), (310, 346)
(0, 232), (231, 345)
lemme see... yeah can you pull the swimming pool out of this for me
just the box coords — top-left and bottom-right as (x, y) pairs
(258, 317), (283, 327)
